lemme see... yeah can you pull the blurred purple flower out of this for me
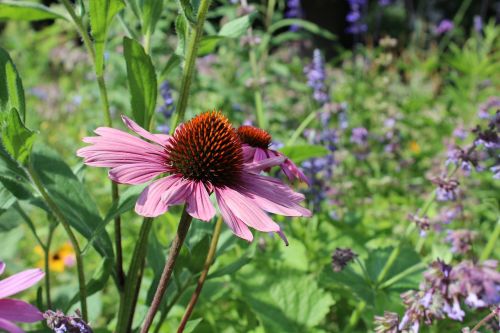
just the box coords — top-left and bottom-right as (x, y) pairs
(304, 49), (329, 105)
(374, 312), (399, 333)
(453, 125), (468, 140)
(478, 97), (500, 119)
(446, 229), (477, 254)
(432, 176), (459, 202)
(156, 81), (175, 133)
(44, 310), (93, 333)
(378, 0), (392, 6)
(286, 0), (304, 31)
(350, 127), (368, 145)
(346, 0), (367, 35)
(435, 19), (454, 35)
(473, 15), (483, 34)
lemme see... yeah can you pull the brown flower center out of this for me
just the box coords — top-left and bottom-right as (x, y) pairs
(166, 111), (243, 186)
(237, 125), (272, 149)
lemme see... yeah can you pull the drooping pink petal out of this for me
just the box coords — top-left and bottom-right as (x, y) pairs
(253, 147), (269, 163)
(0, 318), (24, 333)
(239, 173), (311, 217)
(109, 163), (167, 185)
(0, 269), (44, 299)
(277, 229), (289, 246)
(214, 188), (253, 242)
(244, 156), (286, 173)
(215, 187), (280, 233)
(0, 262), (4, 275)
(135, 175), (186, 217)
(0, 299), (42, 323)
(281, 158), (310, 184)
(186, 182), (216, 221)
(121, 115), (171, 146)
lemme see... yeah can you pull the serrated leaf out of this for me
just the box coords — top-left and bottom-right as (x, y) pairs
(30, 145), (114, 260)
(177, 0), (197, 24)
(1, 108), (35, 165)
(280, 145), (330, 164)
(0, 1), (66, 21)
(123, 37), (157, 128)
(218, 14), (254, 38)
(89, 0), (125, 75)
(0, 47), (26, 121)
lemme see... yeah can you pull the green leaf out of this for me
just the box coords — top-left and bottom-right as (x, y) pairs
(183, 318), (203, 333)
(30, 145), (114, 260)
(159, 54), (182, 80)
(320, 266), (374, 304)
(0, 206), (22, 232)
(0, 47), (26, 121)
(0, 185), (16, 210)
(89, 0), (125, 76)
(177, 0), (197, 24)
(208, 255), (252, 279)
(268, 19), (336, 40)
(0, 1), (66, 22)
(67, 257), (112, 309)
(279, 145), (330, 164)
(198, 36), (224, 56)
(218, 14), (254, 38)
(0, 144), (30, 183)
(141, 0), (164, 36)
(175, 14), (188, 57)
(123, 37), (157, 128)
(1, 108), (35, 165)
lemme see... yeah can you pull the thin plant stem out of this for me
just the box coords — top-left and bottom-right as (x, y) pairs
(170, 0), (213, 130)
(343, 301), (366, 333)
(115, 218), (154, 333)
(44, 226), (55, 309)
(141, 208), (193, 333)
(153, 281), (191, 333)
(13, 202), (44, 247)
(265, 0), (276, 29)
(27, 162), (88, 321)
(177, 217), (223, 333)
(286, 111), (317, 146)
(60, 0), (125, 289)
(480, 217), (500, 261)
(470, 308), (498, 333)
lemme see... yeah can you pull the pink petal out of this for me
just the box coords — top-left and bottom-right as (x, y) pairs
(240, 173), (311, 217)
(135, 175), (185, 217)
(0, 299), (42, 323)
(215, 187), (280, 233)
(0, 262), (4, 275)
(244, 155), (286, 173)
(0, 269), (44, 299)
(109, 163), (167, 185)
(0, 318), (24, 333)
(241, 145), (256, 163)
(186, 182), (216, 221)
(121, 115), (171, 146)
(253, 147), (269, 163)
(280, 158), (310, 184)
(214, 188), (253, 242)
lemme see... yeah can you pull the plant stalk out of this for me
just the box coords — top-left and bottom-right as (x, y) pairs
(170, 0), (212, 130)
(141, 208), (193, 333)
(480, 217), (500, 261)
(177, 217), (223, 333)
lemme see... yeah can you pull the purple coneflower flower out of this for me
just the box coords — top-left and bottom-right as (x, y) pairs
(237, 125), (309, 184)
(0, 262), (44, 333)
(77, 112), (311, 242)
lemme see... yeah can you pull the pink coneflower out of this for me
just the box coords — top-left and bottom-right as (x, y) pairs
(236, 125), (309, 184)
(0, 261), (45, 333)
(77, 111), (311, 242)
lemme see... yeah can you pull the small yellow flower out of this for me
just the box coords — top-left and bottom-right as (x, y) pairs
(409, 140), (421, 154)
(35, 242), (76, 273)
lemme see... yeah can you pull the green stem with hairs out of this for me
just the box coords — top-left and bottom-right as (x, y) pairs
(27, 162), (88, 321)
(170, 0), (213, 130)
(141, 208), (193, 333)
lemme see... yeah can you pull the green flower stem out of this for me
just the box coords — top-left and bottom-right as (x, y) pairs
(480, 217), (500, 261)
(27, 162), (88, 321)
(60, 0), (125, 288)
(170, 0), (213, 131)
(177, 217), (223, 333)
(265, 0), (277, 29)
(115, 217), (153, 333)
(43, 225), (56, 309)
(141, 208), (193, 333)
(286, 110), (317, 146)
(343, 301), (366, 333)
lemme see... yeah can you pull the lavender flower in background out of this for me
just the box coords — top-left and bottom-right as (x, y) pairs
(332, 247), (358, 272)
(350, 127), (370, 159)
(446, 229), (477, 254)
(374, 312), (399, 333)
(156, 81), (175, 133)
(432, 176), (459, 202)
(478, 96), (500, 119)
(304, 49), (329, 105)
(435, 19), (454, 35)
(453, 125), (468, 140)
(44, 310), (93, 333)
(285, 0), (304, 32)
(473, 15), (483, 34)
(346, 0), (367, 35)
(378, 0), (392, 6)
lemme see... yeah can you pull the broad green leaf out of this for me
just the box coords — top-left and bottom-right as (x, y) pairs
(67, 257), (112, 309)
(30, 145), (114, 260)
(175, 14), (188, 57)
(141, 0), (164, 36)
(208, 255), (252, 279)
(0, 1), (66, 22)
(0, 185), (16, 210)
(269, 19), (336, 40)
(320, 266), (374, 304)
(218, 14), (254, 38)
(123, 37), (157, 128)
(89, 0), (125, 75)
(159, 54), (182, 80)
(0, 144), (30, 183)
(0, 48), (26, 120)
(1, 108), (35, 165)
(198, 36), (224, 56)
(0, 176), (32, 200)
(0, 205), (22, 232)
(177, 0), (196, 24)
(280, 145), (330, 164)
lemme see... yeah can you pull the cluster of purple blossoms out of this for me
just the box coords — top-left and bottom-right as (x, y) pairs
(346, 0), (367, 34)
(156, 80), (175, 133)
(445, 229), (477, 255)
(304, 49), (329, 105)
(381, 118), (402, 154)
(431, 176), (460, 202)
(375, 259), (500, 332)
(478, 96), (500, 119)
(435, 19), (454, 35)
(350, 127), (370, 159)
(285, 0), (304, 32)
(44, 310), (93, 333)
